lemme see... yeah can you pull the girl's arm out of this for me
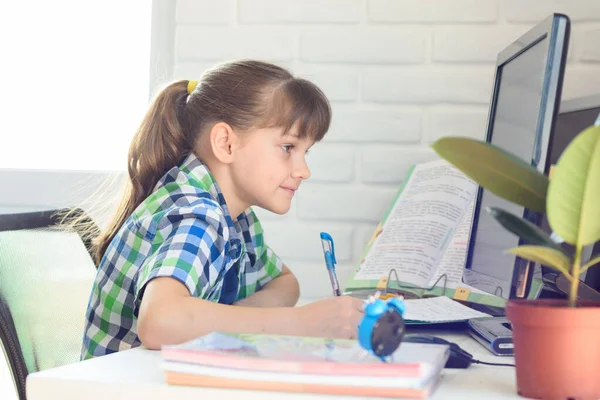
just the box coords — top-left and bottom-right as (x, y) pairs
(233, 265), (300, 308)
(137, 277), (364, 350)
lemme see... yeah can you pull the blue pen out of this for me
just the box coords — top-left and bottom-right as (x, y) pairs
(320, 232), (342, 296)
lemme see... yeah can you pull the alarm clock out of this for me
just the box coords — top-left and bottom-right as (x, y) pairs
(358, 296), (406, 360)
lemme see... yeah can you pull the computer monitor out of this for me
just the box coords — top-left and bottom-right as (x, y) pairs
(461, 14), (570, 300)
(539, 95), (600, 296)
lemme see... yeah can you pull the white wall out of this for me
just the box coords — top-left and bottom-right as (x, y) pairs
(171, 0), (600, 299)
(1, 0), (599, 301)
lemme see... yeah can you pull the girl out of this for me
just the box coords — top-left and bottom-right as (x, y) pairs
(81, 60), (364, 359)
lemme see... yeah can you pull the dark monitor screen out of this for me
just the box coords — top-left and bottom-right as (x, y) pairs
(555, 97), (600, 147)
(541, 96), (600, 291)
(462, 14), (570, 300)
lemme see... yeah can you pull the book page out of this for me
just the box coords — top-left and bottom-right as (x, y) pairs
(427, 202), (473, 289)
(429, 201), (510, 296)
(403, 296), (491, 323)
(427, 202), (507, 298)
(354, 160), (477, 287)
(462, 269), (510, 297)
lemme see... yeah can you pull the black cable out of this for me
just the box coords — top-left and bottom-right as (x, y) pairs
(473, 359), (515, 367)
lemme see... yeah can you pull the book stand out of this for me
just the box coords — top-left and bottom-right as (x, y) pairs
(383, 268), (449, 300)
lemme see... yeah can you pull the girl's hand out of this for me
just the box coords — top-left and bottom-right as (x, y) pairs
(295, 296), (365, 339)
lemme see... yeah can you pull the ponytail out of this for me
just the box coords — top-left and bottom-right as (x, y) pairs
(94, 80), (192, 263)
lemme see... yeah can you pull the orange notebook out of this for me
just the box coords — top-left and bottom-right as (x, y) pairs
(163, 370), (441, 398)
(161, 332), (449, 398)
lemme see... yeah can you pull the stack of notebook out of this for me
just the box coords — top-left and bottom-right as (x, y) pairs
(160, 332), (450, 398)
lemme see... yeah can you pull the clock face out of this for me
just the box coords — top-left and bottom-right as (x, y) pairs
(370, 308), (406, 357)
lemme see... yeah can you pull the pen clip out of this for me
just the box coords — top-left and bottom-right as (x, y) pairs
(319, 232), (337, 265)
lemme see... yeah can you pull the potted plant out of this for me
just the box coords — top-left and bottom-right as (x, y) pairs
(431, 123), (600, 400)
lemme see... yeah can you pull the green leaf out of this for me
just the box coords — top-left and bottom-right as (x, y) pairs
(432, 137), (548, 212)
(506, 245), (572, 279)
(582, 255), (600, 274)
(486, 206), (566, 254)
(547, 125), (600, 246)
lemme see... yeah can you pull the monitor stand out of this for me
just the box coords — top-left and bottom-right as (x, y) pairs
(467, 302), (506, 317)
(465, 272), (600, 320)
(541, 272), (600, 302)
(463, 272), (600, 357)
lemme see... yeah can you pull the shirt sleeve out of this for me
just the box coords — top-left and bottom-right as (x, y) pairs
(245, 209), (284, 290)
(255, 245), (285, 289)
(134, 203), (228, 311)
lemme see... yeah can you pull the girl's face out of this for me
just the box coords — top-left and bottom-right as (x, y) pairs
(230, 125), (313, 215)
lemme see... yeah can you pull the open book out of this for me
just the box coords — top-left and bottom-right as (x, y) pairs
(344, 159), (542, 308)
(161, 331), (449, 398)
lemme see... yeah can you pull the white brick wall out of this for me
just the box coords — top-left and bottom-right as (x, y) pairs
(294, 66), (360, 102)
(300, 28), (427, 64)
(362, 67), (495, 104)
(170, 0), (600, 299)
(582, 29), (600, 61)
(369, 0), (499, 23)
(238, 0), (363, 24)
(433, 26), (532, 62)
(177, 27), (296, 61)
(359, 146), (439, 183)
(297, 185), (398, 222)
(327, 105), (422, 143)
(425, 107), (489, 143)
(503, 0), (600, 23)
(175, 0), (232, 25)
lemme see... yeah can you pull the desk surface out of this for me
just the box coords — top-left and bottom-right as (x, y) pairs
(26, 329), (521, 400)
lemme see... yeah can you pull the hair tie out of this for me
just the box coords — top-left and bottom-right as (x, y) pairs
(187, 80), (198, 95)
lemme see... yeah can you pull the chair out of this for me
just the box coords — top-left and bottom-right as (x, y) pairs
(0, 208), (99, 400)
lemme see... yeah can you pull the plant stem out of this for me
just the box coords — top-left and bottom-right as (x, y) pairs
(569, 245), (582, 307)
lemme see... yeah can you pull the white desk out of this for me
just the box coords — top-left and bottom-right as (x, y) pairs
(26, 329), (520, 400)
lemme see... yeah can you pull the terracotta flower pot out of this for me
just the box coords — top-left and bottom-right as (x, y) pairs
(506, 299), (600, 400)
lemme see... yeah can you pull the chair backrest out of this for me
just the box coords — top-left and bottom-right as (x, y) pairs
(0, 208), (99, 400)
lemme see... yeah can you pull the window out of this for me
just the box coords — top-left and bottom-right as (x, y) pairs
(0, 2), (152, 171)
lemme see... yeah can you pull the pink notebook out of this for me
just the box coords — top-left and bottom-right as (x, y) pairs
(161, 332), (449, 378)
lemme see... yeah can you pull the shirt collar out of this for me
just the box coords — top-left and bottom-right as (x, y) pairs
(179, 153), (244, 259)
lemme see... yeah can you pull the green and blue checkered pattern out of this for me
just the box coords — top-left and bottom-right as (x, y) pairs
(81, 154), (283, 359)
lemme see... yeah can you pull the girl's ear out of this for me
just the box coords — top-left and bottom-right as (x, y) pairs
(208, 122), (238, 164)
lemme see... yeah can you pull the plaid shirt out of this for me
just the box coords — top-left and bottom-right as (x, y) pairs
(81, 154), (283, 359)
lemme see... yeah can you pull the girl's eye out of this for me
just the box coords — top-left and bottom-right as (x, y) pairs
(281, 144), (294, 153)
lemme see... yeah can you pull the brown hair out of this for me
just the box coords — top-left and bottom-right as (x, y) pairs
(91, 60), (331, 264)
